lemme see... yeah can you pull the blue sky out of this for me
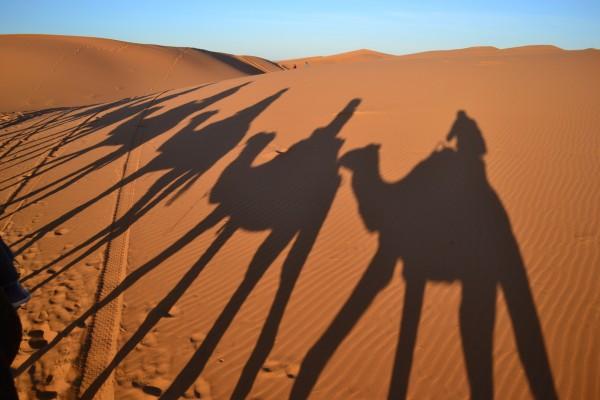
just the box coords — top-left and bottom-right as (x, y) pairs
(2, 1), (599, 59)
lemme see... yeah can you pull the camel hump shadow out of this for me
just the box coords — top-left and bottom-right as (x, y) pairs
(209, 98), (360, 232)
(340, 111), (499, 282)
(155, 98), (362, 400)
(292, 110), (557, 400)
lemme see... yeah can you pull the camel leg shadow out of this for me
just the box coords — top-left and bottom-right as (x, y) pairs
(79, 216), (235, 399)
(291, 246), (396, 400)
(231, 225), (323, 399)
(388, 276), (426, 400)
(160, 229), (295, 399)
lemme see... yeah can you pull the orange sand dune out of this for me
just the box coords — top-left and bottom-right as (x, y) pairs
(2, 45), (599, 399)
(399, 44), (594, 60)
(278, 45), (586, 70)
(0, 34), (283, 112)
(280, 48), (393, 69)
(238, 55), (285, 74)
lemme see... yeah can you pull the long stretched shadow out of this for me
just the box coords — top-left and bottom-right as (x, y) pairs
(9, 84), (241, 255)
(19, 87), (286, 292)
(291, 111), (557, 400)
(0, 95), (155, 168)
(14, 88), (288, 383)
(0, 94), (178, 226)
(155, 98), (360, 400)
(79, 98), (361, 399)
(0, 85), (211, 221)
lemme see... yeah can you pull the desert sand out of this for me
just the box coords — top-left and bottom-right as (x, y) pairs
(1, 36), (599, 400)
(0, 34), (282, 112)
(279, 49), (394, 69)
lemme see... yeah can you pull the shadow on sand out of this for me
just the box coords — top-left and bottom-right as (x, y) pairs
(16, 84), (288, 293)
(8, 83), (245, 258)
(11, 85), (287, 379)
(291, 111), (557, 400)
(79, 98), (361, 399)
(11, 100), (557, 400)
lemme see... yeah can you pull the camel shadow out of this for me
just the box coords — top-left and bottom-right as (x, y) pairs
(121, 98), (361, 400)
(9, 83), (245, 257)
(76, 97), (360, 399)
(291, 111), (557, 399)
(12, 87), (288, 383)
(17, 84), (283, 293)
(0, 88), (202, 197)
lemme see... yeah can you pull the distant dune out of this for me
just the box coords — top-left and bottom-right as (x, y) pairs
(280, 48), (394, 69)
(398, 44), (596, 59)
(278, 45), (590, 69)
(2, 41), (599, 400)
(0, 34), (284, 111)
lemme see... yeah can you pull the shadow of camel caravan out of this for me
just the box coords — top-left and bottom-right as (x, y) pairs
(158, 98), (361, 399)
(13, 88), (289, 392)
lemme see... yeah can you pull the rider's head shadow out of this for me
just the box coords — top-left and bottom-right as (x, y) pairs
(447, 110), (487, 158)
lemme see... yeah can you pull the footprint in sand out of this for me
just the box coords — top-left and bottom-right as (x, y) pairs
(165, 305), (181, 318)
(49, 286), (67, 304)
(53, 306), (75, 324)
(28, 324), (57, 349)
(54, 228), (69, 236)
(32, 310), (49, 323)
(141, 332), (159, 348)
(85, 260), (103, 269)
(23, 247), (39, 260)
(182, 377), (212, 399)
(285, 363), (300, 379)
(142, 377), (171, 397)
(260, 359), (300, 379)
(189, 332), (206, 349)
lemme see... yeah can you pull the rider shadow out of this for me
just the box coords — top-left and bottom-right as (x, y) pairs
(77, 98), (360, 399)
(0, 88), (198, 183)
(17, 90), (290, 385)
(103, 98), (361, 400)
(9, 83), (244, 252)
(18, 86), (285, 293)
(291, 111), (557, 399)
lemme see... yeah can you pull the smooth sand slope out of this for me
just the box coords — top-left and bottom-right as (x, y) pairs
(279, 49), (394, 69)
(0, 34), (283, 112)
(1, 45), (599, 399)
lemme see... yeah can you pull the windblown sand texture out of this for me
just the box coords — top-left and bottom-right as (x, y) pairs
(1, 37), (599, 400)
